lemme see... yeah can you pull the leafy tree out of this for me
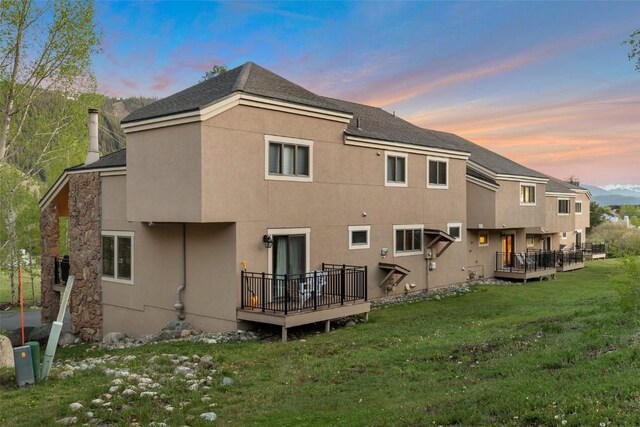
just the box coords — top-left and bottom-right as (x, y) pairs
(0, 0), (101, 167)
(200, 65), (228, 82)
(624, 28), (640, 73)
(589, 201), (608, 230)
(620, 205), (640, 219)
(610, 255), (640, 319)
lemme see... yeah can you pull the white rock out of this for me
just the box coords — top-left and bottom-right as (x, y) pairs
(90, 399), (103, 406)
(188, 383), (199, 391)
(85, 412), (94, 419)
(121, 388), (136, 396)
(69, 402), (83, 412)
(200, 412), (217, 422)
(55, 417), (77, 425)
(109, 386), (120, 393)
(123, 355), (136, 362)
(164, 405), (174, 412)
(112, 378), (123, 385)
(0, 336), (15, 369)
(221, 377), (234, 386)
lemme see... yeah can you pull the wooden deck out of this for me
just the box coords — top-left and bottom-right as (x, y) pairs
(237, 299), (370, 342)
(494, 267), (557, 282)
(557, 262), (584, 272)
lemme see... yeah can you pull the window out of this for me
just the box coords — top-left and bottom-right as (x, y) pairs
(385, 151), (408, 187)
(348, 225), (370, 250)
(478, 232), (489, 247)
(393, 225), (423, 256)
(561, 232), (568, 240)
(265, 135), (313, 182)
(526, 235), (535, 247)
(447, 223), (462, 242)
(102, 231), (134, 284)
(558, 199), (570, 215)
(427, 157), (448, 188)
(575, 201), (582, 214)
(520, 184), (536, 205)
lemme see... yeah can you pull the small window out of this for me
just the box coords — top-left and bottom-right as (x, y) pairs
(447, 223), (462, 242)
(561, 232), (568, 240)
(265, 135), (313, 182)
(520, 184), (536, 205)
(393, 225), (423, 256)
(526, 235), (535, 247)
(478, 232), (489, 247)
(102, 231), (134, 284)
(385, 151), (408, 187)
(575, 201), (582, 214)
(348, 225), (370, 250)
(427, 157), (448, 188)
(558, 199), (570, 215)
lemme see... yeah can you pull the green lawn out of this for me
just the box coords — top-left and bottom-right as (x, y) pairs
(0, 268), (41, 307)
(2, 259), (640, 426)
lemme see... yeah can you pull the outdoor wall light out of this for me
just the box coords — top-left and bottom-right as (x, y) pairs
(263, 234), (274, 249)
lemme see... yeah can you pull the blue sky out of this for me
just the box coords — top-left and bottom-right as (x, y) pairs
(92, 1), (640, 185)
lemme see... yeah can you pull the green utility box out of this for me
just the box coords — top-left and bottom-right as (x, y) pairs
(13, 346), (35, 387)
(26, 341), (40, 381)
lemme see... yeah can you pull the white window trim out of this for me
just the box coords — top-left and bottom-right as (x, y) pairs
(478, 231), (489, 247)
(561, 232), (568, 240)
(348, 225), (371, 250)
(393, 224), (424, 257)
(101, 230), (134, 285)
(526, 236), (535, 247)
(447, 222), (462, 242)
(575, 201), (583, 215)
(385, 151), (408, 188)
(519, 183), (536, 206)
(426, 156), (449, 189)
(558, 198), (571, 215)
(266, 227), (311, 275)
(264, 135), (313, 182)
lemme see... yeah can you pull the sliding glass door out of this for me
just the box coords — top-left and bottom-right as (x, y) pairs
(272, 235), (306, 299)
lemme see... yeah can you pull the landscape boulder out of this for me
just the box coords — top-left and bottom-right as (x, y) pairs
(58, 332), (77, 347)
(103, 332), (127, 346)
(29, 323), (52, 345)
(0, 335), (15, 368)
(155, 320), (195, 341)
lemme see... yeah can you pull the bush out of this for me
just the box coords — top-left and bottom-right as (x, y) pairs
(611, 256), (640, 316)
(589, 222), (640, 257)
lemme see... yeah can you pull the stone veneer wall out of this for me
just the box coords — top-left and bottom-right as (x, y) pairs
(40, 203), (60, 323)
(67, 172), (102, 340)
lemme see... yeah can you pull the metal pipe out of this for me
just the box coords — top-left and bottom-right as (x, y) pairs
(174, 223), (186, 320)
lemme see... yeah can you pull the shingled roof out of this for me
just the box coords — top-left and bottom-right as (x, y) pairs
(544, 175), (586, 194)
(122, 62), (349, 123)
(67, 149), (127, 171)
(324, 97), (466, 153)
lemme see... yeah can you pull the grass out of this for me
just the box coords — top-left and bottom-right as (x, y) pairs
(2, 259), (640, 426)
(0, 268), (41, 308)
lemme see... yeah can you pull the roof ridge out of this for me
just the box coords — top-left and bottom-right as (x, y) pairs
(232, 62), (253, 93)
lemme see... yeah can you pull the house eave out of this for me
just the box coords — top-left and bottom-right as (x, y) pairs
(344, 135), (470, 160)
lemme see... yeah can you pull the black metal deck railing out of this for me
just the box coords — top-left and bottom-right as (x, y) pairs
(558, 249), (584, 267)
(496, 251), (557, 273)
(241, 264), (368, 315)
(583, 243), (606, 255)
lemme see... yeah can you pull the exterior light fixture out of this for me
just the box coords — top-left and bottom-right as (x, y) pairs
(263, 235), (274, 248)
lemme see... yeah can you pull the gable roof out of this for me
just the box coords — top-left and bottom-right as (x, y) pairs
(67, 149), (127, 171)
(466, 166), (499, 187)
(324, 97), (467, 153)
(122, 62), (349, 124)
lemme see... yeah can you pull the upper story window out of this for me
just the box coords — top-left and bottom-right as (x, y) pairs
(447, 223), (462, 242)
(427, 157), (448, 189)
(348, 225), (370, 250)
(575, 201), (583, 214)
(520, 184), (536, 205)
(385, 151), (408, 187)
(102, 231), (134, 284)
(526, 235), (535, 247)
(393, 224), (423, 256)
(265, 135), (313, 182)
(558, 199), (570, 215)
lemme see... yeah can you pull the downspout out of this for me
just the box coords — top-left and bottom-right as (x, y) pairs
(174, 223), (186, 320)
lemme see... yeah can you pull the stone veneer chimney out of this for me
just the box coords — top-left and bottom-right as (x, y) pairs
(85, 108), (99, 165)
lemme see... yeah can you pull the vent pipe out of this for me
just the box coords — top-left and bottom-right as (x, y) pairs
(85, 108), (99, 165)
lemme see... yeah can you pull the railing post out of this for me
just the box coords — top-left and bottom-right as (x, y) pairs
(341, 264), (346, 305)
(313, 270), (318, 310)
(364, 265), (368, 301)
(284, 273), (289, 315)
(241, 271), (245, 309)
(261, 272), (266, 313)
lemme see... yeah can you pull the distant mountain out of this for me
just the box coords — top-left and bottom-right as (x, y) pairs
(99, 96), (157, 154)
(582, 183), (640, 206)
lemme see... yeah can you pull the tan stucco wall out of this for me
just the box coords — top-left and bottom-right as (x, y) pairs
(545, 195), (576, 233)
(495, 181), (546, 229)
(575, 193), (591, 232)
(465, 229), (503, 279)
(466, 182), (497, 229)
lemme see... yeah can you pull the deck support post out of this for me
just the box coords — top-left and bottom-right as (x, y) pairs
(281, 326), (287, 343)
(325, 320), (331, 333)
(364, 312), (369, 322)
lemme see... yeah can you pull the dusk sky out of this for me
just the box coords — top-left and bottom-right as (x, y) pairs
(93, 1), (640, 186)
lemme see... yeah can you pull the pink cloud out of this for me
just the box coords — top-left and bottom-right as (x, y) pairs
(151, 74), (174, 92)
(121, 78), (138, 90)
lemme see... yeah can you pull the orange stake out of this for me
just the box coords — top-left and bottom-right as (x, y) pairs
(19, 264), (24, 346)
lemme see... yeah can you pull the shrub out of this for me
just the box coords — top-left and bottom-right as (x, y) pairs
(589, 222), (640, 257)
(610, 256), (640, 316)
